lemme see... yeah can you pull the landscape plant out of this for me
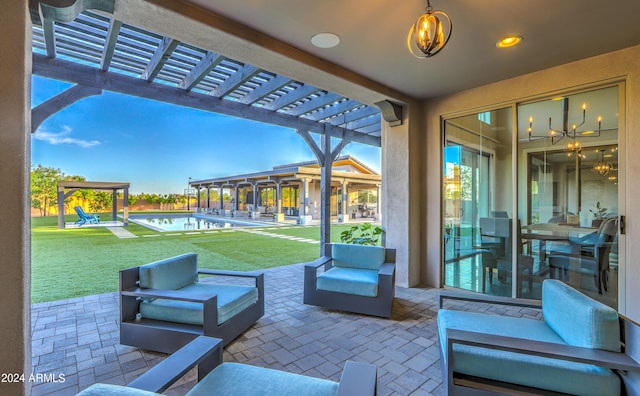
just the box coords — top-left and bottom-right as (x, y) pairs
(340, 222), (384, 245)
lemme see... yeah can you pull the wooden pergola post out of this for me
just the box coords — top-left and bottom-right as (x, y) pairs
(296, 129), (350, 254)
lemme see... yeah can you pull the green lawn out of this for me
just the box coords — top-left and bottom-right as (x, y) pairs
(31, 214), (352, 303)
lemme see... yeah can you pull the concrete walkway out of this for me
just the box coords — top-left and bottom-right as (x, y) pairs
(30, 263), (541, 395)
(106, 226), (137, 238)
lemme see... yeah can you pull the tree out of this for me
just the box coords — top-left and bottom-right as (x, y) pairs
(62, 174), (88, 213)
(89, 191), (111, 213)
(31, 165), (64, 216)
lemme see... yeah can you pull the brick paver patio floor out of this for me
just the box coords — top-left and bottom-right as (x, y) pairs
(31, 262), (542, 395)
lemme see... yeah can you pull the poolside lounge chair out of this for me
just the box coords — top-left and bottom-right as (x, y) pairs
(74, 206), (99, 226)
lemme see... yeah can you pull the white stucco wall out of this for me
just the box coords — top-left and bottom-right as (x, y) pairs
(0, 1), (31, 394)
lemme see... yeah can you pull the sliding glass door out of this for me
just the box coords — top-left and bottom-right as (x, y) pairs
(441, 84), (623, 308)
(442, 108), (513, 295)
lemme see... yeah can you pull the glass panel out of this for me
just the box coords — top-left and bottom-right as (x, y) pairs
(442, 108), (513, 296)
(517, 86), (619, 307)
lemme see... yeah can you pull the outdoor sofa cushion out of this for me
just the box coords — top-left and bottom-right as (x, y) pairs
(187, 362), (339, 396)
(136, 253), (259, 325)
(77, 383), (159, 396)
(77, 363), (340, 396)
(314, 243), (385, 297)
(138, 253), (198, 290)
(331, 243), (385, 270)
(437, 280), (621, 396)
(542, 278), (620, 351)
(139, 282), (258, 325)
(316, 267), (379, 297)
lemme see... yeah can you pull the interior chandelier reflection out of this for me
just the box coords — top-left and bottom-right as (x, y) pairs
(564, 140), (586, 158)
(528, 97), (602, 145)
(593, 149), (614, 176)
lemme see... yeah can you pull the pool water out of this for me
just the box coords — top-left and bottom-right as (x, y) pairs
(130, 216), (264, 232)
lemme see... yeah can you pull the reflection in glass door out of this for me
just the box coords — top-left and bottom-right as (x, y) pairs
(442, 108), (513, 295)
(518, 85), (620, 308)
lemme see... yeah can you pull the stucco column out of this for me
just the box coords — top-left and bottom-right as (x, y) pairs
(275, 181), (282, 213)
(381, 102), (422, 288)
(0, 1), (31, 394)
(251, 183), (258, 209)
(341, 180), (349, 222)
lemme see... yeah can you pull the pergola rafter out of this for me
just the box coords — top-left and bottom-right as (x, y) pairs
(32, 53), (381, 146)
(179, 51), (225, 91)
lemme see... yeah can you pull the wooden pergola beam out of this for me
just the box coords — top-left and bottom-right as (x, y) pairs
(284, 92), (341, 117)
(179, 51), (225, 91)
(142, 36), (179, 81)
(209, 63), (260, 98)
(307, 99), (362, 122)
(100, 19), (121, 71)
(31, 84), (103, 133)
(239, 75), (292, 105)
(33, 53), (381, 147)
(343, 114), (381, 130)
(261, 83), (320, 111)
(329, 105), (379, 126)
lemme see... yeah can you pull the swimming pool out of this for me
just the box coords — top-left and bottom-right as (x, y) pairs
(130, 215), (265, 232)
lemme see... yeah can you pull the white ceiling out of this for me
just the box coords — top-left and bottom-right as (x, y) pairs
(185, 0), (640, 100)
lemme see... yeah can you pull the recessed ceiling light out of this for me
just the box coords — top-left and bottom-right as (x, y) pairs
(496, 35), (522, 48)
(311, 33), (340, 49)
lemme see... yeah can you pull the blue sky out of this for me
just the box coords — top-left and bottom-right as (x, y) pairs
(31, 76), (381, 195)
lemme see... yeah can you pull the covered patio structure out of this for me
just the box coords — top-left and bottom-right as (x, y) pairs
(191, 155), (381, 223)
(56, 181), (130, 229)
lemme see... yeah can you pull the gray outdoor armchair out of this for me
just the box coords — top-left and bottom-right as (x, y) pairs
(120, 253), (264, 353)
(437, 280), (640, 395)
(303, 243), (396, 318)
(78, 336), (377, 396)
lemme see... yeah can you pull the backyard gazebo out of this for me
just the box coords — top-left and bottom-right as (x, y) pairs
(57, 180), (130, 229)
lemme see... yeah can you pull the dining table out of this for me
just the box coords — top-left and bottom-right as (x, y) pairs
(520, 222), (597, 284)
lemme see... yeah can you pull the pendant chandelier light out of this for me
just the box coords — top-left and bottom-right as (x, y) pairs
(407, 0), (453, 58)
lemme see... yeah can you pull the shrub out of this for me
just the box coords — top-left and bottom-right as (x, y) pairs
(340, 222), (383, 245)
